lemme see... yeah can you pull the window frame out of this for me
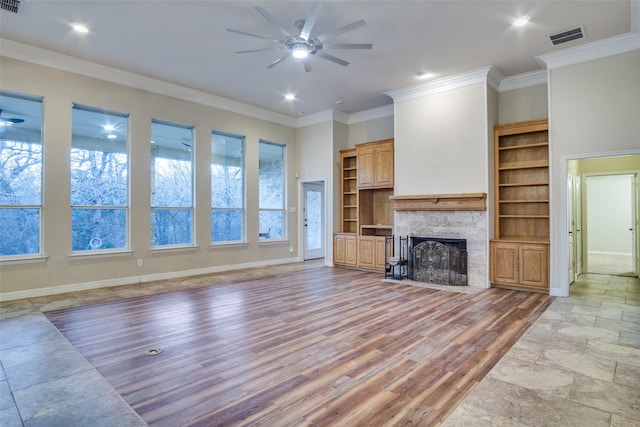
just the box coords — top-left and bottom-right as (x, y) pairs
(211, 130), (246, 244)
(70, 103), (130, 254)
(0, 91), (44, 260)
(258, 139), (287, 241)
(150, 118), (195, 249)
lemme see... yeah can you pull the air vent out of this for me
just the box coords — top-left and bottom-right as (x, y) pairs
(1, 0), (23, 13)
(549, 26), (585, 45)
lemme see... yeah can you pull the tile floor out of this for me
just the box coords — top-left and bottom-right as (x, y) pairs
(1, 265), (638, 426)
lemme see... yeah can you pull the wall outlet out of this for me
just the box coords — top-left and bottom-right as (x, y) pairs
(137, 259), (143, 267)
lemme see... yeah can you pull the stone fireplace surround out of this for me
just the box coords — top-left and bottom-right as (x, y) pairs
(390, 193), (488, 288)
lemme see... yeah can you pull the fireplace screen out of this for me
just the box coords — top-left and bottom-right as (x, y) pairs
(409, 237), (467, 285)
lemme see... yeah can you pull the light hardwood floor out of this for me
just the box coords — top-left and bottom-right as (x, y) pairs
(43, 265), (552, 426)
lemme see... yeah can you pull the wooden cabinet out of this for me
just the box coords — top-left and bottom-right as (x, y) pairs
(334, 233), (357, 266)
(357, 236), (389, 271)
(339, 149), (358, 234)
(490, 119), (549, 292)
(490, 241), (549, 291)
(357, 139), (394, 189)
(335, 139), (394, 272)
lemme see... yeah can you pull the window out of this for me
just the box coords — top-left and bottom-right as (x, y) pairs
(0, 92), (43, 257)
(151, 120), (194, 247)
(211, 131), (244, 243)
(258, 140), (285, 240)
(71, 104), (128, 252)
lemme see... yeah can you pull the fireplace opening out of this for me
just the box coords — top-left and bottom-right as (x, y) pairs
(409, 237), (467, 285)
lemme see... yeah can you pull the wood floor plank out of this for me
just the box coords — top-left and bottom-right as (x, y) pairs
(45, 264), (553, 426)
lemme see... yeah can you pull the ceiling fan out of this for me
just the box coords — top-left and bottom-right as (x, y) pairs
(226, 2), (372, 72)
(0, 109), (24, 125)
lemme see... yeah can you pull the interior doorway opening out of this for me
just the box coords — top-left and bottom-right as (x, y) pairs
(567, 154), (639, 288)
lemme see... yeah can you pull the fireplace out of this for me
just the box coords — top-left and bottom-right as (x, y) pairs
(409, 237), (468, 285)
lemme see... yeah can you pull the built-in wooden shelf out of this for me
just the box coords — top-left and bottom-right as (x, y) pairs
(390, 193), (487, 211)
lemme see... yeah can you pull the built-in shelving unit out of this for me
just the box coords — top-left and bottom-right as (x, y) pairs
(334, 140), (394, 271)
(490, 119), (550, 292)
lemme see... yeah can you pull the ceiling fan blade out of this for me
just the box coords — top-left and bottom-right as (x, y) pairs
(316, 50), (350, 66)
(299, 2), (321, 41)
(235, 47), (287, 54)
(303, 59), (312, 73)
(255, 6), (295, 40)
(316, 19), (366, 43)
(267, 53), (291, 69)
(0, 109), (24, 124)
(226, 28), (281, 42)
(322, 43), (372, 49)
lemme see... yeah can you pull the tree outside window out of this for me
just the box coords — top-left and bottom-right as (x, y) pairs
(151, 120), (194, 247)
(71, 105), (128, 252)
(211, 131), (244, 243)
(0, 92), (43, 257)
(258, 140), (285, 240)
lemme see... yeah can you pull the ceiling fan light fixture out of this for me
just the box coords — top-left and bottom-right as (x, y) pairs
(291, 44), (309, 59)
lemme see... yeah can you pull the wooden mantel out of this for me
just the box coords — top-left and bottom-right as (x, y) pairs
(390, 193), (487, 211)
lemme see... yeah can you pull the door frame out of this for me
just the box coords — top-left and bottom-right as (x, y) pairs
(301, 181), (325, 261)
(560, 150), (640, 297)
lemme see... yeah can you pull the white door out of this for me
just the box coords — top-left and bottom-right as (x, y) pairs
(632, 173), (638, 276)
(575, 174), (583, 278)
(303, 182), (324, 260)
(568, 173), (575, 284)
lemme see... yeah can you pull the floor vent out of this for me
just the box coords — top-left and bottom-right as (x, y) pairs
(1, 0), (23, 14)
(549, 26), (585, 45)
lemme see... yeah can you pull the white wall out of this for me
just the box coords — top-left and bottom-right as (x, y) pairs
(585, 174), (633, 255)
(498, 84), (548, 124)
(348, 115), (394, 147)
(549, 48), (640, 296)
(394, 83), (489, 195)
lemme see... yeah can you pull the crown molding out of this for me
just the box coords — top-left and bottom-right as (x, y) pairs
(536, 32), (640, 70)
(348, 104), (394, 124)
(0, 38), (297, 127)
(296, 109), (335, 127)
(499, 70), (547, 92)
(385, 66), (496, 102)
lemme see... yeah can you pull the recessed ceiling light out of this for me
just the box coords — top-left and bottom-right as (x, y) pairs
(416, 71), (433, 79)
(284, 94), (296, 101)
(71, 23), (89, 33)
(513, 16), (530, 27)
(107, 134), (117, 139)
(336, 100), (343, 105)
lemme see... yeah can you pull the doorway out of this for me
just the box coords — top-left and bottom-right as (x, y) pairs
(303, 182), (324, 260)
(584, 173), (637, 277)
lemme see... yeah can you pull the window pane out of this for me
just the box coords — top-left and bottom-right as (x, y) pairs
(212, 209), (243, 242)
(259, 210), (283, 240)
(151, 120), (193, 247)
(259, 142), (284, 209)
(259, 141), (285, 240)
(212, 131), (244, 243)
(0, 141), (42, 205)
(71, 208), (127, 251)
(0, 92), (43, 257)
(71, 105), (128, 252)
(151, 121), (193, 207)
(0, 208), (40, 255)
(151, 209), (192, 246)
(71, 106), (128, 206)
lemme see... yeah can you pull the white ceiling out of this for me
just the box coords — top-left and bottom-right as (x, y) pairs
(0, 1), (634, 118)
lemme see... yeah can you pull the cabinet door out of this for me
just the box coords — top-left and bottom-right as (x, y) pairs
(334, 234), (346, 265)
(490, 241), (519, 285)
(374, 144), (394, 187)
(357, 147), (375, 188)
(374, 236), (390, 269)
(358, 237), (375, 269)
(520, 244), (549, 289)
(345, 235), (357, 266)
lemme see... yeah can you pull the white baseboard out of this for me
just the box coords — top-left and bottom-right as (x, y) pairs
(588, 251), (632, 256)
(0, 257), (300, 302)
